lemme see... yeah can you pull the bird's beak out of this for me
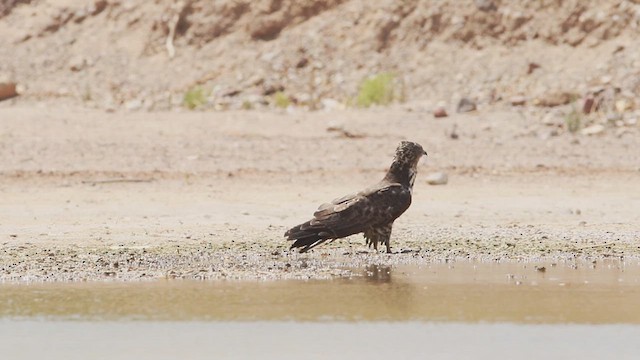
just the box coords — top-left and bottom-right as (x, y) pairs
(423, 150), (428, 156)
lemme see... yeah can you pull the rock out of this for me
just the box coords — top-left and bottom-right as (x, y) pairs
(615, 99), (631, 113)
(68, 55), (87, 72)
(535, 91), (574, 107)
(433, 106), (448, 118)
(456, 97), (477, 113)
(125, 99), (143, 111)
(582, 95), (595, 114)
(580, 124), (605, 136)
(425, 172), (448, 185)
(295, 57), (309, 68)
(249, 15), (286, 40)
(320, 98), (344, 110)
(474, 0), (497, 12)
(527, 62), (541, 74)
(262, 83), (284, 96)
(510, 96), (526, 106)
(0, 82), (18, 101)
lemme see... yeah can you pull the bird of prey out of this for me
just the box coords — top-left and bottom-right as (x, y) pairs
(285, 141), (427, 253)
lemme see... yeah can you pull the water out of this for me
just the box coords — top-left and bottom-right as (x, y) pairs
(2, 260), (640, 359)
(1, 260), (639, 322)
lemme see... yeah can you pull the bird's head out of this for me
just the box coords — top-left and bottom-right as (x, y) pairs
(394, 141), (427, 167)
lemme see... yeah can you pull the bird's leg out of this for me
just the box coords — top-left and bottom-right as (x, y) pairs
(381, 223), (393, 254)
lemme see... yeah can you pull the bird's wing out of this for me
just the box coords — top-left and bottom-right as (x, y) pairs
(307, 182), (411, 238)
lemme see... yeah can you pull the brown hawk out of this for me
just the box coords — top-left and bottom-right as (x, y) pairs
(285, 141), (427, 253)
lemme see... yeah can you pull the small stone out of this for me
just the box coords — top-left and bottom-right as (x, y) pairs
(433, 106), (448, 118)
(535, 91), (574, 107)
(615, 99), (630, 113)
(582, 96), (595, 114)
(600, 75), (612, 84)
(580, 124), (605, 136)
(474, 0), (497, 11)
(68, 55), (87, 72)
(320, 98), (344, 110)
(425, 172), (448, 185)
(0, 82), (18, 101)
(527, 62), (541, 74)
(295, 57), (309, 68)
(510, 96), (526, 106)
(456, 97), (477, 113)
(262, 83), (284, 96)
(125, 99), (143, 111)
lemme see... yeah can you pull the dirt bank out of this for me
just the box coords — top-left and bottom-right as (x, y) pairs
(1, 0), (640, 114)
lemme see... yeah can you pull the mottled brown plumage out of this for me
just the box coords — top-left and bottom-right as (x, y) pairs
(285, 141), (427, 253)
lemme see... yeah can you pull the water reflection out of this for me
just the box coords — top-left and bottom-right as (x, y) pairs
(363, 265), (393, 284)
(1, 260), (640, 323)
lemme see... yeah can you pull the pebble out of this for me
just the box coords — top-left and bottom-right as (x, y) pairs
(425, 172), (448, 185)
(125, 99), (143, 111)
(510, 96), (526, 106)
(68, 55), (88, 72)
(433, 106), (448, 118)
(474, 0), (497, 11)
(456, 97), (477, 113)
(580, 124), (605, 136)
(582, 96), (595, 114)
(615, 99), (630, 113)
(535, 91), (574, 107)
(0, 82), (18, 101)
(321, 98), (344, 111)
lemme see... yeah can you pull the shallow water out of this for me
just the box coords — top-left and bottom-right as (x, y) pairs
(2, 260), (639, 323)
(2, 322), (640, 360)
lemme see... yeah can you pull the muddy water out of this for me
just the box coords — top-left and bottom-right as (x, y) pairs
(1, 260), (640, 323)
(2, 261), (640, 359)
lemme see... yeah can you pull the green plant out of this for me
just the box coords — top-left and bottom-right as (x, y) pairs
(241, 100), (253, 110)
(273, 91), (291, 108)
(82, 86), (92, 102)
(356, 73), (395, 108)
(565, 97), (582, 133)
(565, 108), (582, 133)
(183, 87), (207, 109)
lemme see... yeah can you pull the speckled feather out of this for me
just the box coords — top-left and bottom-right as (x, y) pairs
(285, 141), (427, 253)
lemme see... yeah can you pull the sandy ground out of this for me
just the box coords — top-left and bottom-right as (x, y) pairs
(1, 106), (639, 282)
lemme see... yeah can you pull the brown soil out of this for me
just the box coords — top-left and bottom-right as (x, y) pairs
(1, 1), (639, 113)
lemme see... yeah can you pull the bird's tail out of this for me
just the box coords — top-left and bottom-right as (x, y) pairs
(285, 222), (332, 252)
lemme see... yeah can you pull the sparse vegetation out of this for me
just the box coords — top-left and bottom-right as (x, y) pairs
(273, 91), (291, 108)
(183, 87), (207, 110)
(356, 73), (396, 108)
(564, 97), (582, 134)
(565, 106), (582, 133)
(241, 100), (253, 110)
